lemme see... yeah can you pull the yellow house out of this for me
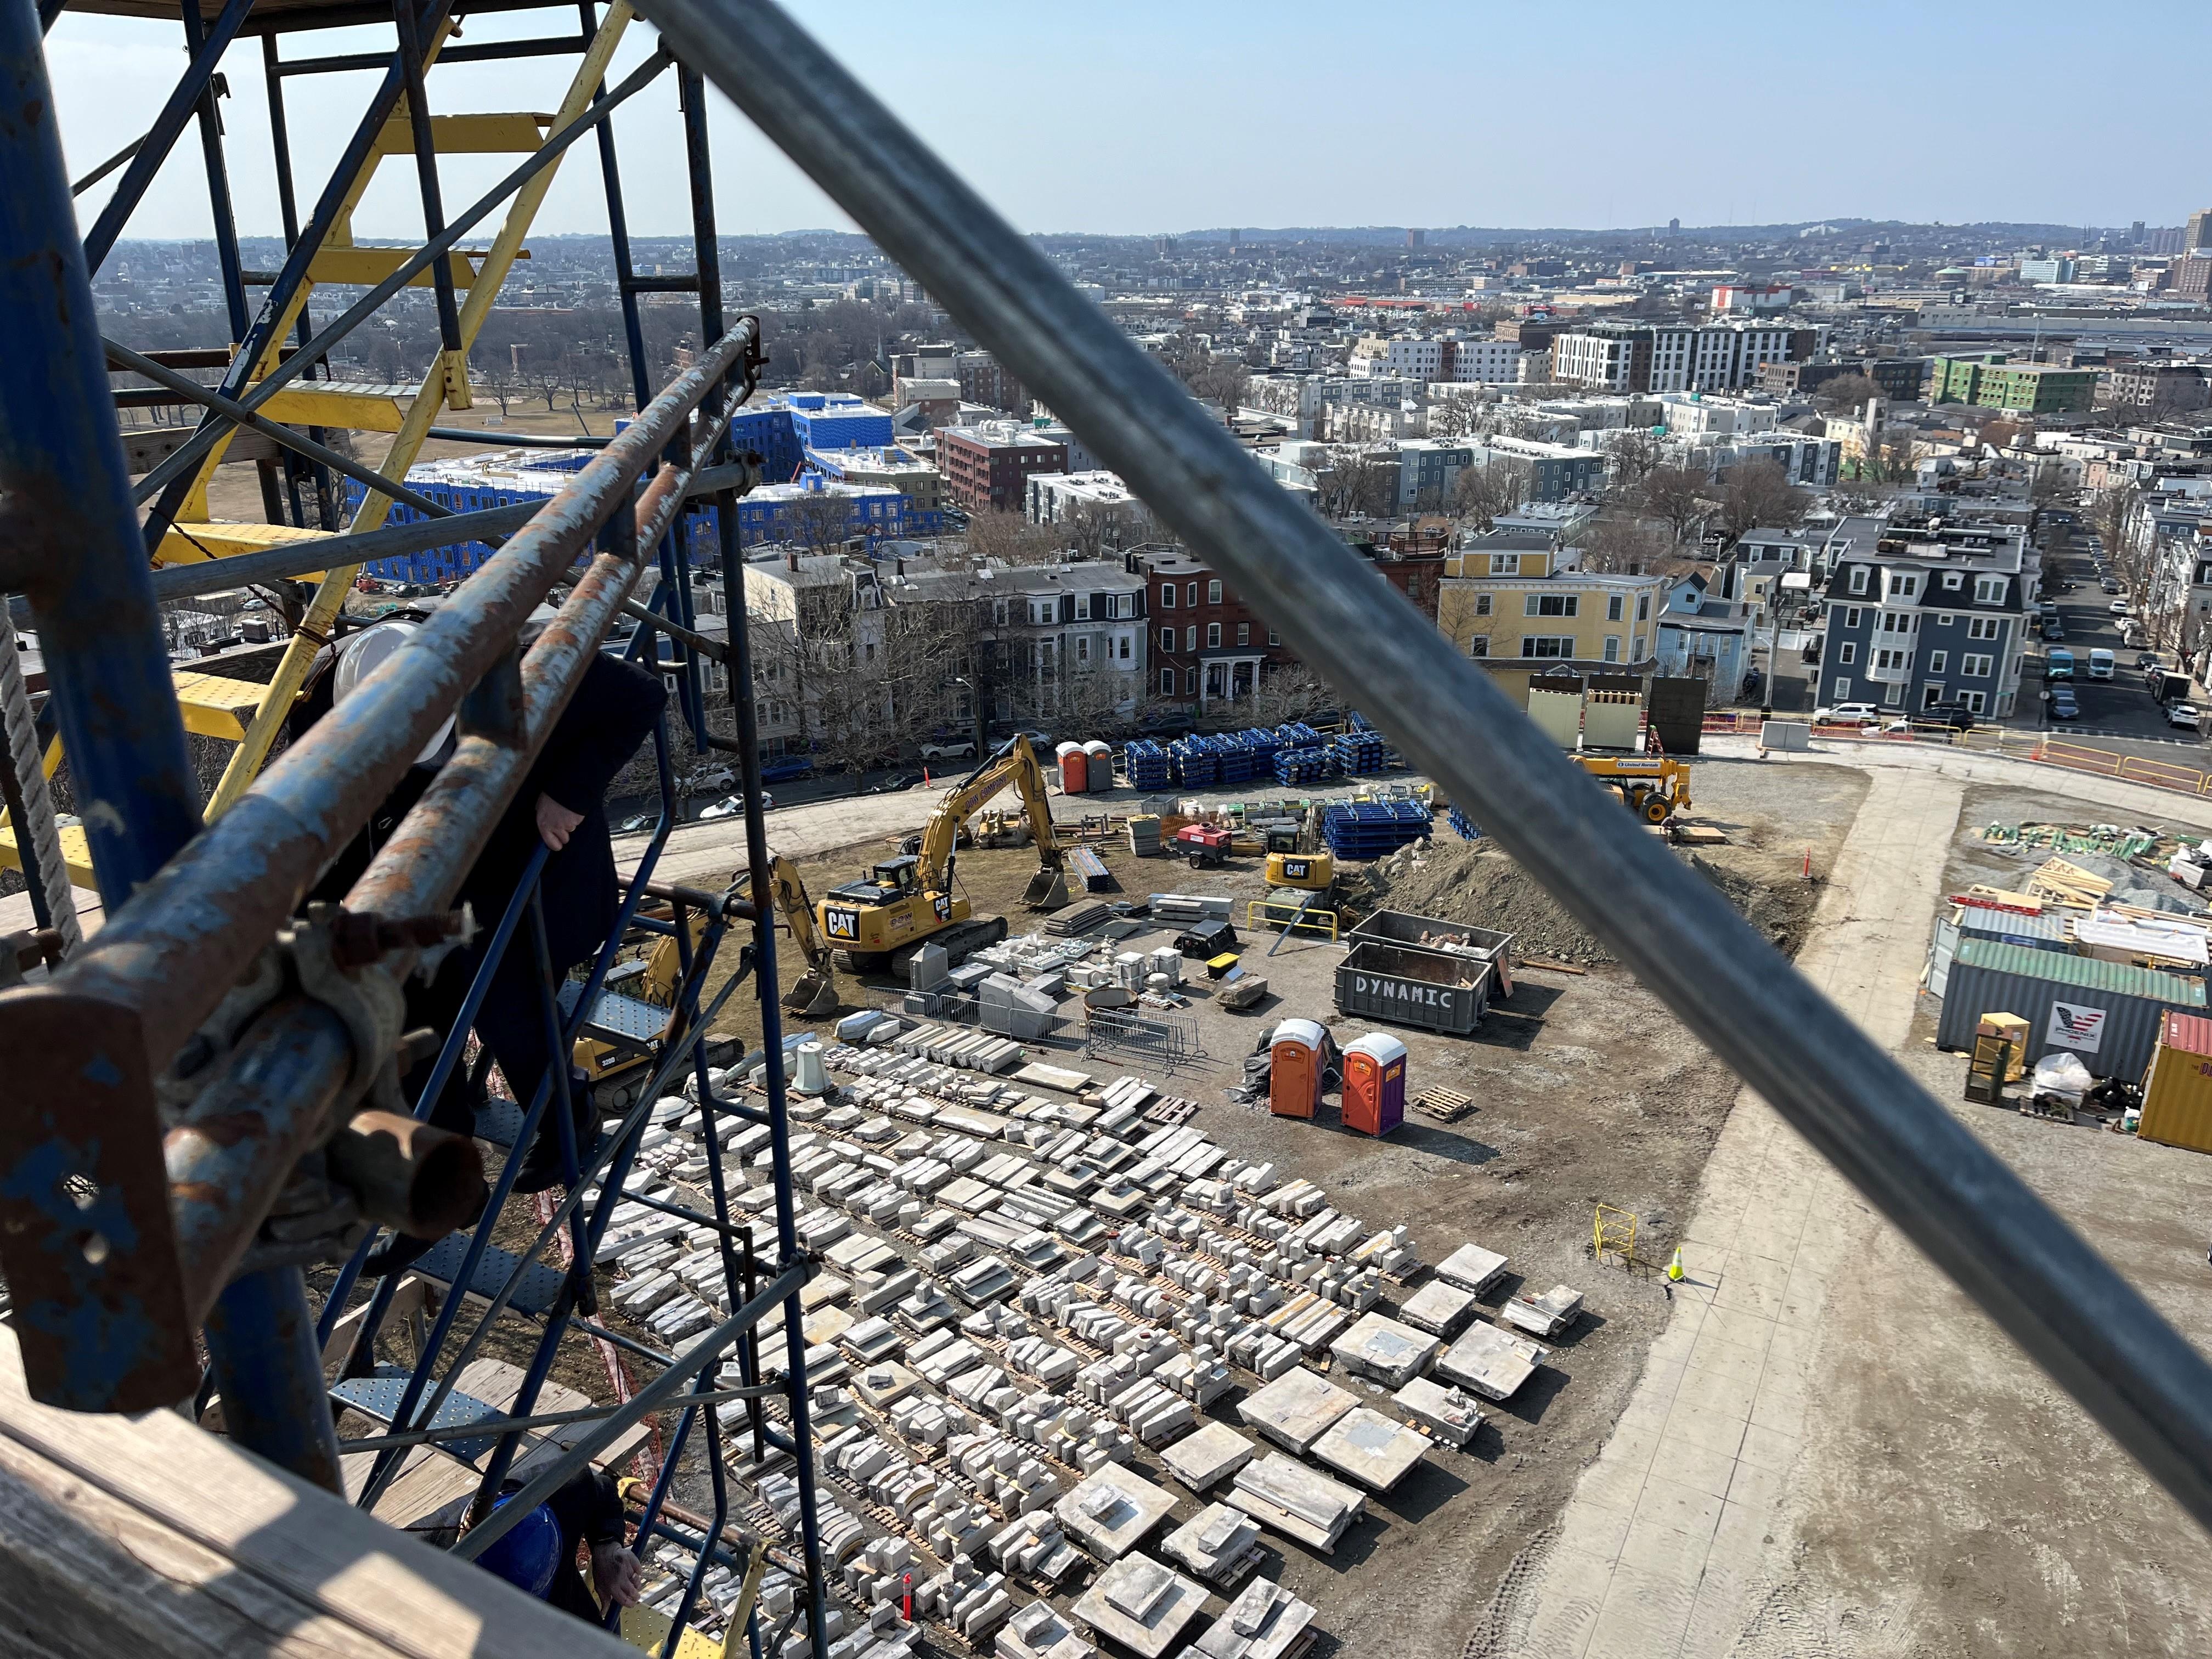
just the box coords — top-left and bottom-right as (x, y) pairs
(1437, 539), (1669, 706)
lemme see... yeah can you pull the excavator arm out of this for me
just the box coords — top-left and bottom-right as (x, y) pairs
(917, 736), (1066, 908)
(759, 854), (840, 1016)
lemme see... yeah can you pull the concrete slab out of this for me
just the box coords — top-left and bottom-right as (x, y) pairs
(1159, 1501), (1264, 1586)
(1434, 1243), (1508, 1296)
(1158, 1420), (1257, 1492)
(1395, 1278), (1478, 1338)
(1311, 1406), (1430, 1492)
(1193, 1577), (1318, 1659)
(1236, 1365), (1358, 1454)
(1055, 1461), (1178, 1561)
(1228, 1453), (1364, 1553)
(1329, 1311), (1442, 1388)
(1435, 1319), (1545, 1402)
(1070, 1554), (1209, 1659)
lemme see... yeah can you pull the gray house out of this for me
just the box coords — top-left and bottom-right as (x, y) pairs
(1813, 516), (2033, 718)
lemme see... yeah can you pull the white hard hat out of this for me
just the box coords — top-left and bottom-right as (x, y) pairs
(334, 622), (455, 766)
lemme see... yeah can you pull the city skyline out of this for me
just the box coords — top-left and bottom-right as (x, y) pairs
(50, 0), (2212, 245)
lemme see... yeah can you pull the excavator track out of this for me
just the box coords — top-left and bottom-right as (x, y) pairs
(887, 916), (1008, 981)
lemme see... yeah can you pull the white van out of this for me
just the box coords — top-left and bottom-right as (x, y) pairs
(2089, 648), (2115, 680)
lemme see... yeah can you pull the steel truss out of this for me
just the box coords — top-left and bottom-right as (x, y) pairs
(3, 9), (2211, 1659)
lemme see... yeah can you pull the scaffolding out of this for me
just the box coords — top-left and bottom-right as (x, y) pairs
(3, 4), (2212, 1657)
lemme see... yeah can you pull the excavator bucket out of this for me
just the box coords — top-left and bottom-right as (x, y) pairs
(783, 972), (838, 1018)
(1024, 865), (1068, 909)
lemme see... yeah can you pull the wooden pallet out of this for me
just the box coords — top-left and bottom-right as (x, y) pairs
(1413, 1085), (1474, 1122)
(1142, 1096), (1200, 1126)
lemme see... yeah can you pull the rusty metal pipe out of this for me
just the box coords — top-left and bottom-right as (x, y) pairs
(0, 319), (759, 1091)
(325, 1110), (486, 1239)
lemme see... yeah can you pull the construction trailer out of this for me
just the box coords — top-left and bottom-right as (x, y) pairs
(4, 2), (2212, 1653)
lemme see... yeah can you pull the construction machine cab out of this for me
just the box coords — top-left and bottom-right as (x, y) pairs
(828, 856), (922, 905)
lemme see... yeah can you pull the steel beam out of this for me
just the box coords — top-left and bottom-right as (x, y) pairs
(639, 0), (2212, 1537)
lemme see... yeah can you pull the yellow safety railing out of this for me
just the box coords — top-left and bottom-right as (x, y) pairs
(1594, 1203), (1639, 1266)
(1245, 897), (1339, 940)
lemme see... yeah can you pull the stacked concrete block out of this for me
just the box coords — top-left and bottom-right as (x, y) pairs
(988, 1514), (1086, 1585)
(1069, 1554), (1210, 1659)
(1434, 1242), (1510, 1297)
(1392, 1376), (1484, 1448)
(1054, 1462), (1178, 1561)
(1503, 1283), (1584, 1340)
(1160, 1502), (1263, 1587)
(1227, 1453), (1364, 1554)
(1330, 1312), (1442, 1389)
(1192, 1577), (1318, 1659)
(996, 1600), (1099, 1659)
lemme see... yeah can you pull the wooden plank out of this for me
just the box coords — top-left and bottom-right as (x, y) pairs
(0, 1325), (633, 1656)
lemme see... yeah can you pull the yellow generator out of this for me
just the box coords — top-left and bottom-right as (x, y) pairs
(819, 736), (1067, 975)
(1572, 754), (1692, 825)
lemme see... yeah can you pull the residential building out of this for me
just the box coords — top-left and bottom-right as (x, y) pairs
(1393, 439), (1474, 512)
(1757, 357), (1926, 400)
(1024, 470), (1156, 544)
(1550, 320), (1815, 393)
(802, 444), (945, 524)
(1348, 333), (1446, 381)
(935, 421), (1070, 512)
(1131, 546), (1296, 707)
(1443, 337), (1524, 383)
(1436, 537), (1669, 705)
(1710, 284), (1793, 313)
(1654, 571), (1754, 698)
(1468, 436), (1606, 501)
(1348, 525), (1449, 621)
(2107, 360), (2212, 415)
(1812, 516), (2032, 718)
(1927, 354), (2095, 414)
(955, 350), (1027, 414)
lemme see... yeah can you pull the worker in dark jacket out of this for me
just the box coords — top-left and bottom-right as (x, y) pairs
(298, 617), (666, 1193)
(411, 1466), (644, 1622)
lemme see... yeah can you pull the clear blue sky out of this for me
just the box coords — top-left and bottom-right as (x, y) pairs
(50, 1), (2212, 244)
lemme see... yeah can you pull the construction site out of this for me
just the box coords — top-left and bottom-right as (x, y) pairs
(7, 3), (2212, 1658)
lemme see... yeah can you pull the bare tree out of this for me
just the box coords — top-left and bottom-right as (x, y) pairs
(2030, 459), (2072, 505)
(1718, 459), (1810, 545)
(1240, 661), (1336, 728)
(1449, 459), (1531, 532)
(961, 508), (1059, 567)
(1577, 512), (1675, 575)
(1425, 396), (1482, 441)
(1812, 373), (1881, 413)
(1637, 465), (1712, 546)
(1312, 452), (1398, 520)
(1601, 427), (1663, 493)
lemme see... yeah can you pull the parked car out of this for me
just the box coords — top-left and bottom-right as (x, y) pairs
(2109, 599), (2133, 616)
(697, 792), (772, 819)
(918, 737), (979, 760)
(2137, 653), (2166, 672)
(866, 773), (923, 794)
(1813, 702), (1882, 726)
(2049, 687), (2081, 720)
(2170, 703), (2203, 732)
(2089, 648), (2115, 680)
(760, 757), (815, 783)
(2101, 578), (2121, 594)
(617, 812), (661, 835)
(686, 764), (736, 794)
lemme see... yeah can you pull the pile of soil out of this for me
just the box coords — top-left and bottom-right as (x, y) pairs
(1339, 835), (1818, 966)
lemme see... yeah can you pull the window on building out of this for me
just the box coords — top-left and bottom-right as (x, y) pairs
(1834, 676), (1852, 700)
(992, 598), (1009, 626)
(1960, 690), (1985, 714)
(1160, 584), (1176, 608)
(1488, 554), (1521, 575)
(1849, 566), (1869, 595)
(1607, 594), (1624, 622)
(1206, 623), (1222, 648)
(1468, 635), (1489, 657)
(1159, 667), (1175, 695)
(1076, 636), (1090, 664)
(1159, 625), (1174, 652)
(1943, 572), (1963, 590)
(1521, 636), (1577, 658)
(1973, 575), (2007, 603)
(1186, 582), (1199, 607)
(1962, 653), (1994, 678)
(1525, 594), (1578, 617)
(1185, 667), (1198, 695)
(1967, 616), (2003, 641)
(1838, 642), (1856, 664)
(1603, 635), (1621, 662)
(1207, 579), (1223, 604)
(1474, 593), (1493, 617)
(1926, 650), (1946, 674)
(1075, 594), (1090, 620)
(1236, 622), (1250, 646)
(1185, 625), (1198, 651)
(1268, 629), (1280, 645)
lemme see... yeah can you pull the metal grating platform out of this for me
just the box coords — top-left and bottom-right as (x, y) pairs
(332, 1367), (504, 1464)
(412, 1233), (568, 1319)
(476, 1097), (527, 1151)
(558, 979), (670, 1045)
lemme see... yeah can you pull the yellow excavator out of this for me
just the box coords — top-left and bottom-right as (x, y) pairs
(817, 736), (1067, 976)
(763, 854), (842, 1017)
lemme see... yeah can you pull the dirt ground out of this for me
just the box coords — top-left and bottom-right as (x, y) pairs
(638, 757), (1871, 1655)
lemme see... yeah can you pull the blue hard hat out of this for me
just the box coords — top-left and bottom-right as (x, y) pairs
(473, 1497), (562, 1599)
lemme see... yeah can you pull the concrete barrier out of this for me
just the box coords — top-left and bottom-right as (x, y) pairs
(1760, 720), (1811, 751)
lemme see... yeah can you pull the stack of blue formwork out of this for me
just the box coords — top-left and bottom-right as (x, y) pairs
(1276, 721), (1324, 750)
(1446, 806), (1482, 842)
(1123, 739), (1171, 792)
(1170, 736), (1220, 787)
(1323, 799), (1433, 859)
(1209, 733), (1255, 785)
(1273, 747), (1336, 786)
(1333, 728), (1390, 775)
(1234, 727), (1282, 770)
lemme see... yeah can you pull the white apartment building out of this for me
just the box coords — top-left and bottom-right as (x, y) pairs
(1447, 337), (1525, 383)
(1348, 334), (1446, 381)
(1551, 321), (1810, 394)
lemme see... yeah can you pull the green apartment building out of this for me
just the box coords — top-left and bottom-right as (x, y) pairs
(1928, 353), (2095, 414)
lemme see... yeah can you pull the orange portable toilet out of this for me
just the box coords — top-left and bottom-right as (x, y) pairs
(1056, 741), (1087, 794)
(1269, 1019), (1328, 1119)
(1341, 1032), (1409, 1137)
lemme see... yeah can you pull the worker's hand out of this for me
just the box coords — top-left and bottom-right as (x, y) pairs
(591, 1541), (644, 1608)
(537, 793), (585, 851)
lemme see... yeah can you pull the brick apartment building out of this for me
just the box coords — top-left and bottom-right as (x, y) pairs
(935, 421), (1069, 513)
(1130, 546), (1298, 707)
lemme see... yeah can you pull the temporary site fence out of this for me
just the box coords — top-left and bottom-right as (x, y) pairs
(0, 24), (2208, 1659)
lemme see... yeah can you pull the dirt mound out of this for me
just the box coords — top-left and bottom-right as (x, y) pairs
(1339, 836), (1816, 967)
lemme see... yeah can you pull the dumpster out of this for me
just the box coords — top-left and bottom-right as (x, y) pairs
(1335, 940), (1491, 1036)
(1347, 909), (1514, 968)
(1341, 1033), (1408, 1136)
(2138, 1011), (2212, 1154)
